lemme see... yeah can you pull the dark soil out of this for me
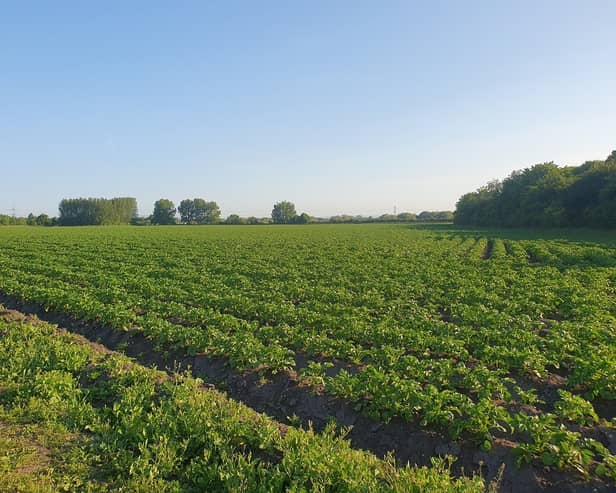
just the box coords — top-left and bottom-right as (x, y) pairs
(0, 293), (613, 493)
(595, 399), (616, 421)
(527, 250), (540, 264)
(482, 239), (494, 260)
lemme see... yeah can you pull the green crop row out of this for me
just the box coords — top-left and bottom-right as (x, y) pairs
(0, 224), (615, 483)
(0, 312), (487, 492)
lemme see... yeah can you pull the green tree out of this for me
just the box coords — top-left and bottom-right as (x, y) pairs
(36, 214), (51, 226)
(26, 213), (37, 226)
(58, 197), (137, 225)
(397, 212), (416, 222)
(151, 199), (177, 225)
(295, 212), (312, 224)
(329, 215), (353, 223)
(178, 198), (221, 224)
(196, 199), (221, 224)
(418, 210), (456, 222)
(225, 214), (244, 225)
(178, 199), (195, 223)
(271, 201), (297, 224)
(454, 151), (616, 228)
(435, 211), (454, 221)
(378, 214), (397, 222)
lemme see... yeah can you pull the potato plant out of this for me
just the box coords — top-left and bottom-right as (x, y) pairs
(0, 314), (486, 492)
(0, 223), (615, 484)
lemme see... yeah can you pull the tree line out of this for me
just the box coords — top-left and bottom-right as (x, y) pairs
(148, 199), (312, 225)
(58, 198), (138, 226)
(0, 215), (30, 226)
(1, 196), (453, 227)
(148, 198), (452, 225)
(454, 150), (616, 228)
(150, 198), (220, 225)
(327, 210), (453, 223)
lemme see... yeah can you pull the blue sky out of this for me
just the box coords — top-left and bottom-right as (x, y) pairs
(1, 1), (615, 218)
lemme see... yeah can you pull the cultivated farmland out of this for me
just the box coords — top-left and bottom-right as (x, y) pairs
(0, 223), (615, 492)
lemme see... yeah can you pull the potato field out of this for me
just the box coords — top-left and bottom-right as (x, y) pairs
(0, 223), (615, 492)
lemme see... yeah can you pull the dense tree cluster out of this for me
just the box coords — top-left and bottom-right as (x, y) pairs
(178, 198), (221, 224)
(0, 215), (28, 226)
(150, 198), (221, 225)
(417, 211), (454, 221)
(224, 214), (243, 225)
(455, 151), (616, 228)
(269, 202), (314, 224)
(1, 213), (56, 226)
(151, 199), (177, 225)
(58, 197), (137, 226)
(271, 201), (297, 224)
(27, 213), (53, 226)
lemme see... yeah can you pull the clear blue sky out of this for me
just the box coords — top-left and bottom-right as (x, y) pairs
(1, 1), (615, 218)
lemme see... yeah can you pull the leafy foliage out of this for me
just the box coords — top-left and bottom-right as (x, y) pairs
(0, 224), (615, 484)
(178, 198), (221, 224)
(271, 201), (297, 224)
(455, 151), (616, 228)
(151, 198), (177, 225)
(59, 197), (137, 226)
(0, 314), (486, 492)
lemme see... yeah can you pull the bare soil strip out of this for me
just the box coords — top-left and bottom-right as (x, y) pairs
(482, 240), (494, 260)
(0, 293), (611, 493)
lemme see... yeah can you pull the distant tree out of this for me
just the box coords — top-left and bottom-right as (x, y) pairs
(435, 211), (454, 221)
(178, 199), (194, 223)
(454, 151), (616, 228)
(58, 197), (137, 225)
(378, 214), (397, 222)
(197, 200), (221, 224)
(330, 215), (353, 223)
(295, 212), (312, 224)
(131, 216), (151, 226)
(26, 213), (37, 226)
(151, 199), (177, 225)
(418, 210), (455, 222)
(0, 214), (29, 226)
(271, 201), (297, 224)
(397, 212), (417, 222)
(246, 216), (259, 225)
(36, 214), (51, 226)
(225, 214), (239, 224)
(225, 214), (245, 225)
(59, 199), (95, 225)
(178, 198), (221, 224)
